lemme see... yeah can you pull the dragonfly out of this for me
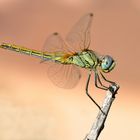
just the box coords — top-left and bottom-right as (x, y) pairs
(0, 13), (115, 113)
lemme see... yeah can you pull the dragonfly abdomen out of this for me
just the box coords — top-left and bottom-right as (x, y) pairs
(0, 43), (70, 63)
(0, 43), (44, 58)
(0, 43), (58, 61)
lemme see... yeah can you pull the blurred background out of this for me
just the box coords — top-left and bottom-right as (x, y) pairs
(0, 0), (140, 140)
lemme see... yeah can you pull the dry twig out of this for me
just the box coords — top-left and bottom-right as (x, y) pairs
(84, 84), (120, 140)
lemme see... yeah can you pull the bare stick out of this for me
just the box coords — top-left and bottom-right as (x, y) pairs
(84, 84), (120, 140)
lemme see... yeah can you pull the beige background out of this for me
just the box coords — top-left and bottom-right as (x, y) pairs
(0, 0), (140, 140)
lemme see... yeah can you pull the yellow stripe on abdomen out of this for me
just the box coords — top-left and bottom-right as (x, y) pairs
(0, 43), (68, 63)
(0, 43), (43, 58)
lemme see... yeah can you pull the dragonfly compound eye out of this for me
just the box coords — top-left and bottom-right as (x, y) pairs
(101, 55), (116, 73)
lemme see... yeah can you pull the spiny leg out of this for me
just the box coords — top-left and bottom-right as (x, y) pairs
(86, 71), (105, 114)
(100, 72), (115, 85)
(94, 72), (108, 90)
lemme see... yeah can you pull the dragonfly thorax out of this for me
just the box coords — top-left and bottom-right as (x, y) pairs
(70, 50), (99, 69)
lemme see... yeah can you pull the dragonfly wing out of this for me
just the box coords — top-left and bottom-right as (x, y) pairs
(41, 32), (69, 63)
(41, 33), (81, 88)
(47, 62), (81, 89)
(66, 13), (93, 52)
(43, 32), (69, 53)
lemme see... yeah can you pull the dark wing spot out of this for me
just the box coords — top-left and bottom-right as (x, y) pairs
(89, 13), (94, 17)
(53, 32), (58, 35)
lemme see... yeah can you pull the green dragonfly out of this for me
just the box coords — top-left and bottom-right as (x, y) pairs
(0, 13), (116, 112)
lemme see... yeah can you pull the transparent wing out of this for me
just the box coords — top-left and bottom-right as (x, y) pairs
(66, 13), (93, 52)
(47, 62), (81, 89)
(42, 32), (71, 53)
(41, 33), (81, 88)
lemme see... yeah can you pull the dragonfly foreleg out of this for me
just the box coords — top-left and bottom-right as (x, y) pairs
(95, 72), (108, 90)
(86, 71), (105, 114)
(96, 73), (108, 89)
(100, 72), (115, 85)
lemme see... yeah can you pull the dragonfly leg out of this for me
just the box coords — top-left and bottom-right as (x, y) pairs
(95, 72), (108, 90)
(96, 73), (108, 89)
(86, 71), (105, 114)
(100, 72), (115, 85)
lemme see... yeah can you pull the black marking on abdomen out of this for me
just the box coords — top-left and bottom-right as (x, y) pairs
(31, 50), (41, 56)
(20, 48), (31, 55)
(10, 47), (20, 52)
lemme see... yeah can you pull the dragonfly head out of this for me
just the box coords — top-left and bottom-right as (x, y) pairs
(100, 55), (116, 73)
